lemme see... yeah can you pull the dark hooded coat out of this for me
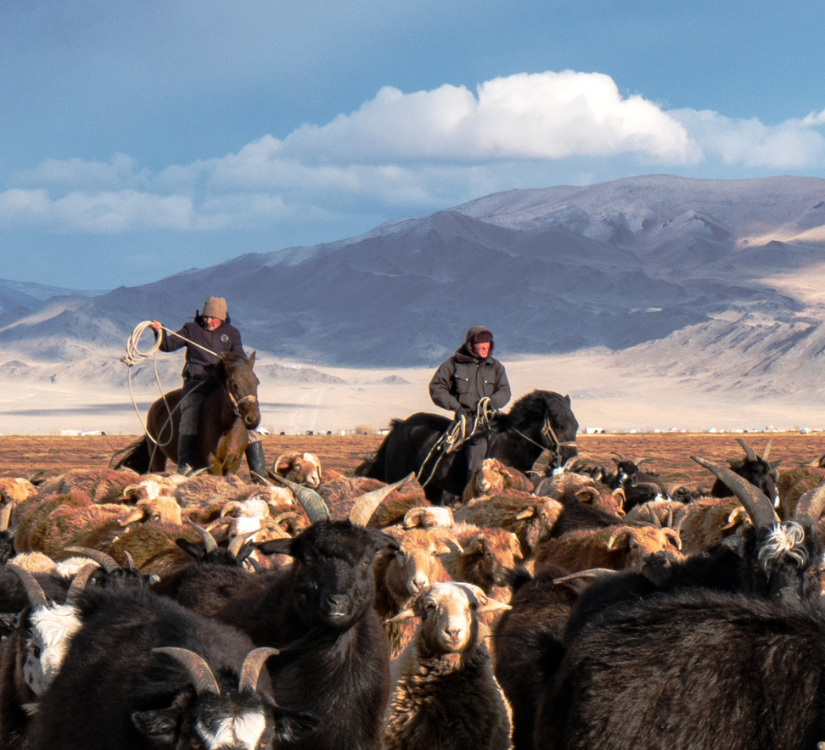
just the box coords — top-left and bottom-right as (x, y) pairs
(429, 326), (511, 414)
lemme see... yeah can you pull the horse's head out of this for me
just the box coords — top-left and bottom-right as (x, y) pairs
(504, 390), (579, 467)
(215, 351), (260, 429)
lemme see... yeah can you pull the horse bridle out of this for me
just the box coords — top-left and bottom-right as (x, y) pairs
(226, 388), (258, 418)
(512, 413), (576, 455)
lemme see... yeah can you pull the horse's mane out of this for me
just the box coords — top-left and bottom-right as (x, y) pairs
(494, 389), (567, 431)
(207, 351), (250, 381)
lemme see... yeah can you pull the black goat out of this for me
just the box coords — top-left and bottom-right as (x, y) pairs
(25, 587), (317, 750)
(539, 590), (825, 750)
(709, 437), (778, 503)
(214, 518), (400, 750)
(492, 563), (583, 750)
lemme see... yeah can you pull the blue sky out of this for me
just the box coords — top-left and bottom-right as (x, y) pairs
(3, 0), (825, 289)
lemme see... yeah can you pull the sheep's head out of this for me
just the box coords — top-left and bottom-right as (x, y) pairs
(273, 452), (322, 489)
(390, 582), (510, 654)
(460, 529), (523, 588)
(383, 528), (454, 600)
(606, 526), (683, 569)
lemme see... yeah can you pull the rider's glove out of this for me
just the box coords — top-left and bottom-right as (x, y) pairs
(454, 406), (468, 422)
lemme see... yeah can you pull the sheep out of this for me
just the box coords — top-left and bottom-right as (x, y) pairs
(453, 491), (564, 559)
(272, 451), (323, 488)
(777, 466), (825, 520)
(0, 477), (38, 505)
(544, 488), (626, 540)
(441, 524), (523, 603)
(373, 526), (454, 656)
(25, 587), (319, 750)
(36, 468), (140, 503)
(401, 505), (455, 530)
(382, 582), (512, 750)
(462, 458), (532, 502)
(673, 495), (747, 555)
(318, 474), (428, 523)
(624, 499), (687, 528)
(535, 524), (683, 573)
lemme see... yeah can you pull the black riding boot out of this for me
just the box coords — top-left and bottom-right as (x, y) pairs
(177, 434), (198, 475)
(246, 440), (267, 484)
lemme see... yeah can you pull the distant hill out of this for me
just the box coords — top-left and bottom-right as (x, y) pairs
(2, 174), (825, 391)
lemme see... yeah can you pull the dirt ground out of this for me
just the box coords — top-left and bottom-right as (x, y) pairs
(2, 432), (825, 489)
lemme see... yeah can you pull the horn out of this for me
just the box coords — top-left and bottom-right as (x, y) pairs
(606, 528), (631, 550)
(553, 568), (618, 583)
(348, 473), (414, 526)
(761, 439), (773, 461)
(611, 452), (626, 462)
(123, 551), (136, 571)
(152, 647), (220, 695)
(267, 472), (330, 523)
(66, 563), (97, 602)
(238, 647), (280, 693)
(735, 438), (757, 462)
(7, 564), (48, 610)
(272, 453), (296, 474)
(691, 456), (778, 529)
(228, 530), (257, 557)
(664, 528), (682, 550)
(0, 501), (15, 532)
(793, 481), (825, 527)
(188, 522), (219, 554)
(118, 508), (146, 527)
(65, 546), (121, 575)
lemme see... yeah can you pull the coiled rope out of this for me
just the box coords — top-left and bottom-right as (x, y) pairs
(416, 397), (495, 488)
(120, 321), (219, 447)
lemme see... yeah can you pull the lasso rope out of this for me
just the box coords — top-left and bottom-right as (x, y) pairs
(416, 398), (495, 488)
(120, 321), (219, 448)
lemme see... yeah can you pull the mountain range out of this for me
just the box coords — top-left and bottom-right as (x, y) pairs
(2, 174), (825, 398)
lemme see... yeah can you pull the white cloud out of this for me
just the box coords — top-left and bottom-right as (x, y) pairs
(4, 70), (825, 235)
(671, 109), (825, 169)
(281, 71), (701, 164)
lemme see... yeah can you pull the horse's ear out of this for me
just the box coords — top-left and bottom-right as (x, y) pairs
(247, 351), (256, 368)
(564, 394), (571, 404)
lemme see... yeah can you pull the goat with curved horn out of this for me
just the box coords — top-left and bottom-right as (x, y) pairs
(691, 456), (778, 529)
(65, 546), (121, 575)
(7, 563), (49, 610)
(267, 471), (330, 523)
(238, 646), (280, 694)
(348, 473), (414, 527)
(793, 481), (825, 527)
(735, 437), (757, 462)
(152, 647), (221, 695)
(187, 521), (219, 554)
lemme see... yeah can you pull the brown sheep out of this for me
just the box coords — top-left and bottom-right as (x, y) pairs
(462, 458), (532, 502)
(373, 526), (455, 657)
(0, 477), (38, 505)
(318, 474), (427, 523)
(273, 451), (323, 488)
(673, 496), (748, 555)
(383, 583), (512, 750)
(777, 466), (825, 520)
(36, 468), (139, 503)
(535, 524), (684, 573)
(453, 490), (564, 559)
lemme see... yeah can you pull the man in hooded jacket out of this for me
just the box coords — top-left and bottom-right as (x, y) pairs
(429, 326), (511, 474)
(149, 296), (266, 479)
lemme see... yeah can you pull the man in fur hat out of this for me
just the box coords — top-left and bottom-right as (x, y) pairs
(429, 325), (511, 474)
(149, 296), (266, 478)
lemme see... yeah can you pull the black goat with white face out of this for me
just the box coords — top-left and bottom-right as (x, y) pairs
(24, 588), (317, 750)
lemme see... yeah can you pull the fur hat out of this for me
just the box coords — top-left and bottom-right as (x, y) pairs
(202, 296), (228, 321)
(471, 329), (493, 344)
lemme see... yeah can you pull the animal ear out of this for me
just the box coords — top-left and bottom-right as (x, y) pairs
(257, 538), (294, 556)
(131, 707), (179, 743)
(247, 350), (256, 368)
(478, 596), (512, 614)
(564, 394), (571, 404)
(369, 529), (401, 552)
(269, 707), (320, 743)
(386, 608), (418, 623)
(175, 538), (206, 561)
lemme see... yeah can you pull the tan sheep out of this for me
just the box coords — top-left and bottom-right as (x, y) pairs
(272, 451), (323, 488)
(673, 496), (748, 555)
(462, 458), (532, 502)
(36, 468), (140, 503)
(535, 524), (684, 573)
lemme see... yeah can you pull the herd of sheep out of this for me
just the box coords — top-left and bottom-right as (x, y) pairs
(1, 439), (825, 749)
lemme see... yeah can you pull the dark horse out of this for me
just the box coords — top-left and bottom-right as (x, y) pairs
(355, 390), (579, 504)
(114, 352), (260, 475)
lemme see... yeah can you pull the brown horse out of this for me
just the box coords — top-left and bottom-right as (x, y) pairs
(114, 352), (260, 475)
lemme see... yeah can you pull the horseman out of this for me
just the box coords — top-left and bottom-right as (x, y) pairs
(149, 296), (266, 479)
(429, 325), (511, 475)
